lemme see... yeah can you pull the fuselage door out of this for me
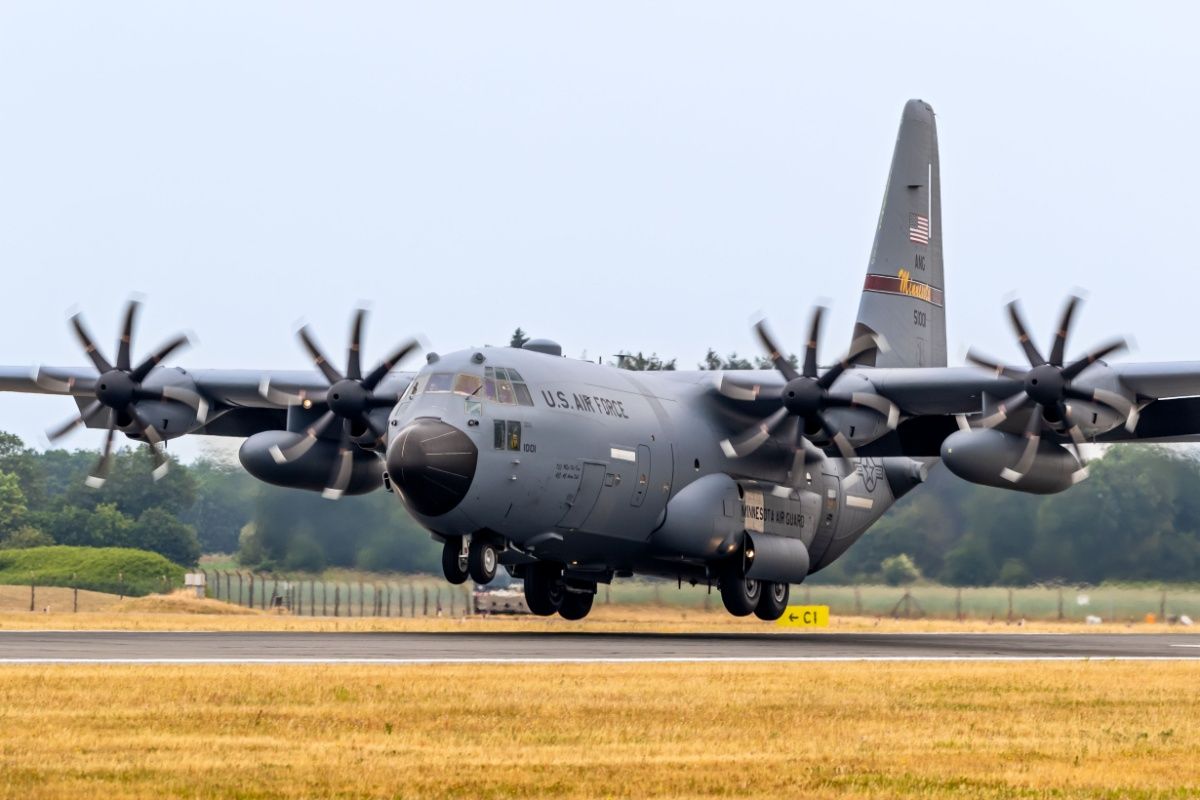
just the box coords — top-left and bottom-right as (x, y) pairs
(557, 460), (606, 530)
(630, 444), (651, 508)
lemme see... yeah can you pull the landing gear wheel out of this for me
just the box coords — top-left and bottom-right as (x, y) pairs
(468, 538), (498, 584)
(755, 582), (789, 621)
(523, 562), (565, 616)
(719, 571), (762, 617)
(558, 590), (595, 621)
(441, 537), (469, 585)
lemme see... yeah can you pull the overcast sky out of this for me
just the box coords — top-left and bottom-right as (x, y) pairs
(1, 2), (1197, 459)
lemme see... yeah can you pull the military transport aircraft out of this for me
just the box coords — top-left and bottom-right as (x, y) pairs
(5, 99), (1200, 621)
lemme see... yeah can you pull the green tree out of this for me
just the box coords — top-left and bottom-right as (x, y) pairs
(939, 533), (997, 586)
(615, 352), (676, 371)
(131, 507), (201, 566)
(880, 553), (921, 585)
(0, 471), (29, 537)
(182, 459), (256, 553)
(509, 328), (530, 348)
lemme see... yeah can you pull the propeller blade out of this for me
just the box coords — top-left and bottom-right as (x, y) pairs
(116, 300), (140, 372)
(1060, 339), (1129, 381)
(980, 390), (1029, 429)
(1064, 385), (1140, 433)
(849, 392), (901, 430)
(297, 326), (345, 385)
(269, 410), (337, 464)
(70, 314), (114, 374)
(1059, 402), (1091, 483)
(34, 368), (94, 395)
(753, 320), (800, 382)
(719, 406), (790, 458)
(361, 339), (420, 391)
(802, 307), (825, 379)
(1000, 404), (1043, 483)
(965, 349), (1027, 380)
(716, 374), (783, 402)
(258, 378), (329, 408)
(816, 414), (860, 489)
(346, 309), (367, 382)
(1005, 300), (1046, 367)
(158, 385), (209, 425)
(85, 423), (119, 489)
(1049, 295), (1081, 367)
(366, 392), (401, 409)
(817, 334), (885, 391)
(47, 399), (104, 442)
(127, 405), (169, 480)
(322, 427), (355, 500)
(129, 334), (190, 383)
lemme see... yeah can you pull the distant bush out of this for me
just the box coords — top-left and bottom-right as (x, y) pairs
(0, 546), (185, 596)
(880, 554), (922, 586)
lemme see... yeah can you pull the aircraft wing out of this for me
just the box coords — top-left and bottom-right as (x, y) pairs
(0, 365), (414, 439)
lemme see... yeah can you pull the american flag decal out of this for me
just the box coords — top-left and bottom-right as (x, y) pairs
(909, 213), (930, 245)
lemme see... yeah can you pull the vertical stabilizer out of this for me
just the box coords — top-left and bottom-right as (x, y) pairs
(853, 100), (945, 368)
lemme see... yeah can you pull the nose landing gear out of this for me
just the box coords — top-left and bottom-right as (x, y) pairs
(441, 537), (469, 585)
(468, 538), (499, 584)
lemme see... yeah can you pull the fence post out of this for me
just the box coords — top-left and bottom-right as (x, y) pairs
(436, 587), (443, 617)
(358, 582), (365, 617)
(29, 573), (35, 612)
(955, 587), (962, 621)
(72, 572), (78, 613)
(1007, 588), (1014, 622)
(1161, 587), (1167, 623)
(248, 573), (255, 609)
(854, 587), (862, 616)
(1057, 587), (1064, 621)
(334, 585), (341, 617)
(423, 586), (429, 616)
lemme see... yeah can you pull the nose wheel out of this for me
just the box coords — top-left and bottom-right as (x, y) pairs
(468, 538), (499, 584)
(441, 537), (469, 585)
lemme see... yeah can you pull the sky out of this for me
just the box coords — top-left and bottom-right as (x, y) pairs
(1, 2), (1198, 460)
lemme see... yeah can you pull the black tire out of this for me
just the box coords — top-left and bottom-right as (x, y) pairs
(523, 562), (564, 616)
(755, 582), (790, 621)
(720, 573), (762, 617)
(558, 590), (595, 621)
(468, 538), (498, 584)
(441, 537), (469, 585)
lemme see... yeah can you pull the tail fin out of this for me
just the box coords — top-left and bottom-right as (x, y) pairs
(852, 99), (945, 368)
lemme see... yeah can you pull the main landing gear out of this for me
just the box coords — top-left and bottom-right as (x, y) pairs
(523, 562), (595, 620)
(718, 563), (789, 621)
(441, 535), (501, 585)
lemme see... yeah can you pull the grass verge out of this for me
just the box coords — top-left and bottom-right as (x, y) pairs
(0, 662), (1198, 799)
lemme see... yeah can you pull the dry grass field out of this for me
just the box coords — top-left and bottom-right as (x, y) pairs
(0, 661), (1198, 799)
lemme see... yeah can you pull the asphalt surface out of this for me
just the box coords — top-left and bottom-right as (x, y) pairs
(1, 631), (1200, 662)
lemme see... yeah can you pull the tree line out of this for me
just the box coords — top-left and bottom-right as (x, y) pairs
(0, 432), (440, 572)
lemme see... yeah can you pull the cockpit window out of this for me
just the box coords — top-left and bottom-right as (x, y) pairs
(400, 377), (421, 401)
(425, 373), (454, 393)
(483, 366), (535, 406)
(453, 374), (483, 396)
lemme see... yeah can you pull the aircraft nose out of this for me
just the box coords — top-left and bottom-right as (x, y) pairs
(386, 418), (478, 516)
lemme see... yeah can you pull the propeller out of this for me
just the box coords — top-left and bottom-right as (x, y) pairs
(262, 308), (419, 499)
(966, 295), (1136, 483)
(41, 299), (206, 488)
(718, 307), (899, 490)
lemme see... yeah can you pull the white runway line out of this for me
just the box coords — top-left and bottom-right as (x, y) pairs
(0, 656), (1197, 664)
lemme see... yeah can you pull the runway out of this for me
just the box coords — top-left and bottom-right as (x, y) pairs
(2, 630), (1200, 662)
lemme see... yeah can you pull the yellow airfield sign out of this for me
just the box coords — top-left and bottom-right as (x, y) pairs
(776, 605), (830, 628)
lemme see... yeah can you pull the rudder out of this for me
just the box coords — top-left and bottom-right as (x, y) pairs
(852, 99), (945, 368)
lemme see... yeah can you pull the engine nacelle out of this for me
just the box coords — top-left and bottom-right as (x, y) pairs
(239, 431), (383, 495)
(940, 428), (1082, 495)
(650, 473), (744, 560)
